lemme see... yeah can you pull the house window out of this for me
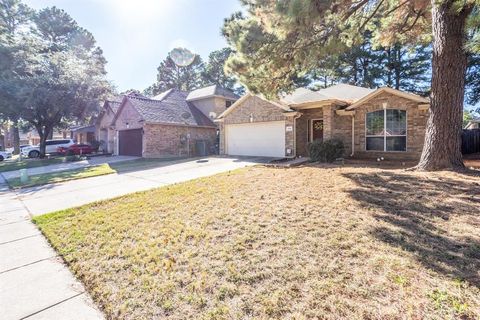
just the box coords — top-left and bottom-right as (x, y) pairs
(366, 109), (406, 151)
(225, 100), (233, 108)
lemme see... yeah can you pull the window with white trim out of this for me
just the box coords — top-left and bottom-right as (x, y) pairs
(366, 109), (406, 151)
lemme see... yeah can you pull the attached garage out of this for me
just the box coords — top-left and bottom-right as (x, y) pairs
(118, 128), (142, 156)
(217, 94), (297, 158)
(225, 121), (286, 157)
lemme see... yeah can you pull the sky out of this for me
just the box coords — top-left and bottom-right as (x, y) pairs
(23, 0), (243, 92)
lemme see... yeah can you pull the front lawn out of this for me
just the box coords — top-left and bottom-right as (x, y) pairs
(8, 164), (116, 188)
(0, 157), (67, 173)
(33, 165), (480, 319)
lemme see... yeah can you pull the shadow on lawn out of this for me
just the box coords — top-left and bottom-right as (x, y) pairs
(342, 170), (480, 287)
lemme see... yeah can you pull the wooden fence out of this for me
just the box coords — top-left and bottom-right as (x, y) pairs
(462, 129), (480, 154)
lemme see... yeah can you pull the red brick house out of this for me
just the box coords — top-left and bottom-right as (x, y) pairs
(109, 86), (238, 157)
(217, 84), (430, 160)
(95, 99), (122, 153)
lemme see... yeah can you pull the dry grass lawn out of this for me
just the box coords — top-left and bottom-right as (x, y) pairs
(33, 164), (480, 319)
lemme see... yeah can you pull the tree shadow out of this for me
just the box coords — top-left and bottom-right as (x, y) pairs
(342, 170), (480, 287)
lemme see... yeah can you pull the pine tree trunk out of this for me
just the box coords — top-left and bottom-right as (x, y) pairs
(394, 46), (401, 90)
(416, 1), (472, 171)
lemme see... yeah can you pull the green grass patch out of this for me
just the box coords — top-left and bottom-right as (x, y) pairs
(0, 157), (67, 173)
(8, 163), (116, 188)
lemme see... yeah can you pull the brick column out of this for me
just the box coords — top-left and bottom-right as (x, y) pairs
(217, 121), (225, 154)
(323, 104), (334, 140)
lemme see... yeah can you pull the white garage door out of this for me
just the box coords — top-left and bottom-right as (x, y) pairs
(226, 121), (285, 157)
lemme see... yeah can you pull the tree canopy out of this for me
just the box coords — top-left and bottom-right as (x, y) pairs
(0, 0), (111, 156)
(144, 47), (243, 96)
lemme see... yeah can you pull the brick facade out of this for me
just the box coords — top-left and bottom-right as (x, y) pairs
(96, 107), (117, 153)
(294, 105), (353, 157)
(191, 97), (229, 120)
(112, 100), (144, 155)
(351, 91), (428, 160)
(218, 95), (295, 157)
(113, 100), (216, 158)
(219, 92), (428, 160)
(295, 108), (323, 156)
(143, 124), (216, 158)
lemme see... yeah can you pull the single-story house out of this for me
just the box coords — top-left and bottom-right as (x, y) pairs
(216, 84), (430, 160)
(109, 85), (238, 157)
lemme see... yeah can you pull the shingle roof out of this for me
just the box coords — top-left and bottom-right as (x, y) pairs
(280, 88), (332, 105)
(152, 89), (173, 101)
(317, 84), (374, 102)
(186, 85), (239, 101)
(126, 90), (215, 127)
(107, 100), (122, 113)
(280, 84), (375, 105)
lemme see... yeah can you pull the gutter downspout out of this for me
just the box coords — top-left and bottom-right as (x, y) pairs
(293, 113), (302, 158)
(350, 114), (355, 157)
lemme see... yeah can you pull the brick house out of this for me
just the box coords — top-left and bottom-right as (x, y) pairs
(95, 98), (122, 153)
(109, 85), (238, 157)
(216, 84), (430, 160)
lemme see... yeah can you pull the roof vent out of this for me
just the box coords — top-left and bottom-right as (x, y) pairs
(181, 112), (191, 119)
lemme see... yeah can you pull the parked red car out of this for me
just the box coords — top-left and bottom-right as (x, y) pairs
(57, 143), (94, 155)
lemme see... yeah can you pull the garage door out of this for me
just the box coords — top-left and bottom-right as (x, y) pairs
(226, 121), (285, 157)
(118, 129), (142, 156)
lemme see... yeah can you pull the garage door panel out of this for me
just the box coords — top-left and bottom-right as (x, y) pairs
(226, 121), (285, 157)
(119, 129), (142, 156)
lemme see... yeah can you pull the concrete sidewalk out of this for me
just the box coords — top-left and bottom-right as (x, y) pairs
(17, 156), (267, 216)
(1, 155), (137, 180)
(0, 176), (103, 320)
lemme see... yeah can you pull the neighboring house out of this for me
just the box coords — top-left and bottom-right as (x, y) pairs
(1, 125), (69, 149)
(465, 120), (480, 129)
(70, 125), (96, 144)
(22, 129), (68, 145)
(110, 85), (238, 157)
(216, 84), (430, 160)
(95, 98), (122, 153)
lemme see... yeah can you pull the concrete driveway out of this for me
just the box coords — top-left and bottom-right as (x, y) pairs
(16, 156), (268, 216)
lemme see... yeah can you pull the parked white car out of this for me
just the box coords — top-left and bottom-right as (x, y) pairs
(0, 150), (12, 161)
(21, 139), (75, 158)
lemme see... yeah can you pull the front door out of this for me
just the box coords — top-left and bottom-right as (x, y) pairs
(311, 119), (324, 142)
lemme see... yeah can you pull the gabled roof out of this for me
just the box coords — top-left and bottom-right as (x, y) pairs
(186, 84), (239, 102)
(280, 88), (333, 105)
(280, 84), (374, 107)
(107, 100), (122, 114)
(113, 90), (215, 128)
(152, 88), (174, 101)
(346, 87), (429, 110)
(217, 93), (294, 120)
(317, 83), (374, 102)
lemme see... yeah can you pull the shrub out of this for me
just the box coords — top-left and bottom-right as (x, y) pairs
(307, 138), (345, 162)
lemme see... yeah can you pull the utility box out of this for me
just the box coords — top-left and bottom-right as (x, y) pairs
(20, 169), (29, 183)
(195, 140), (208, 156)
